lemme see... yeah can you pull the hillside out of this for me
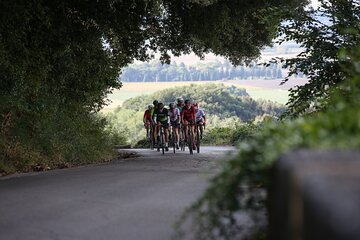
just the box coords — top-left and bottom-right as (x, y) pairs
(122, 83), (284, 121)
(106, 83), (285, 144)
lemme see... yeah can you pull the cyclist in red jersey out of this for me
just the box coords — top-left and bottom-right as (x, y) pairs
(143, 105), (153, 138)
(181, 99), (196, 150)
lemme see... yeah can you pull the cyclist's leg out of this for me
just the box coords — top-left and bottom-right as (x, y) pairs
(145, 122), (150, 138)
(191, 123), (196, 148)
(197, 120), (204, 138)
(153, 123), (158, 143)
(155, 123), (161, 145)
(164, 124), (169, 145)
(183, 120), (189, 141)
(174, 125), (179, 146)
(160, 123), (168, 151)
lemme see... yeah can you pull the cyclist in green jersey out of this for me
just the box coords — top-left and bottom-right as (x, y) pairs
(150, 100), (158, 118)
(153, 102), (170, 151)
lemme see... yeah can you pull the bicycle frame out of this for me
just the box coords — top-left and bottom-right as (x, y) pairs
(157, 125), (165, 154)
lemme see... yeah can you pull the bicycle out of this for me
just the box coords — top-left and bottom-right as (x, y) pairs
(179, 124), (186, 151)
(169, 124), (176, 154)
(195, 123), (201, 153)
(149, 124), (155, 150)
(157, 124), (166, 155)
(184, 122), (195, 155)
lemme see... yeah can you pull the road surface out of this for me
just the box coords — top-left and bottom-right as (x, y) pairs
(0, 146), (236, 240)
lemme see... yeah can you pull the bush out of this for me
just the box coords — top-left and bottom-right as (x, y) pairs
(232, 123), (261, 143)
(176, 45), (360, 239)
(0, 113), (118, 175)
(202, 123), (260, 146)
(134, 138), (151, 148)
(176, 99), (360, 239)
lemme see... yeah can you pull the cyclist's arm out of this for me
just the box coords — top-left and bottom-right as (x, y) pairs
(180, 111), (184, 124)
(153, 113), (157, 125)
(176, 109), (181, 123)
(202, 110), (206, 123)
(143, 111), (147, 123)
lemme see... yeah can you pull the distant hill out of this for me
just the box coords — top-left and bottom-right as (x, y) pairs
(119, 41), (305, 83)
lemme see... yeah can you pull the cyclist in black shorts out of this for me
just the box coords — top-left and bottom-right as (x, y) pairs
(169, 102), (180, 149)
(153, 102), (170, 151)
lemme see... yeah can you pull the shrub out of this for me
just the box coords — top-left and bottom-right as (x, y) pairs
(175, 46), (360, 239)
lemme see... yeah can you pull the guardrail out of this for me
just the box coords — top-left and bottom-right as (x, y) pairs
(269, 150), (360, 240)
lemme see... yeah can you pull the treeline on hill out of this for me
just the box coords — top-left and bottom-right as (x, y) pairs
(106, 83), (284, 146)
(120, 60), (294, 82)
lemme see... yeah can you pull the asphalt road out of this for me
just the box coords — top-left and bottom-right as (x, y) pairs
(0, 146), (236, 240)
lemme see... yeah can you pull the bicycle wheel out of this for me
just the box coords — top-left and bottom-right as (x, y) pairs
(172, 127), (176, 154)
(188, 127), (193, 155)
(196, 126), (200, 153)
(157, 128), (160, 152)
(161, 128), (165, 155)
(150, 127), (154, 150)
(179, 126), (185, 151)
(182, 127), (186, 151)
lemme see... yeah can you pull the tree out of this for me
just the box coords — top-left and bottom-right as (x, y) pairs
(0, 0), (307, 171)
(275, 0), (360, 116)
(173, 2), (360, 239)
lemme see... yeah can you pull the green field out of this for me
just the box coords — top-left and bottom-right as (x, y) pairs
(104, 81), (289, 111)
(245, 89), (289, 104)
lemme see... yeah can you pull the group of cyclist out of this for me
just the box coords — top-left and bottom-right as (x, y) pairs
(143, 98), (206, 152)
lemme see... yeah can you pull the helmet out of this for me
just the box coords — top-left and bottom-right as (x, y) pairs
(153, 100), (159, 106)
(158, 102), (164, 109)
(169, 103), (175, 109)
(177, 98), (184, 103)
(147, 104), (153, 110)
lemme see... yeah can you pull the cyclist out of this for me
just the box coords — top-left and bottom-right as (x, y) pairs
(169, 102), (180, 149)
(153, 102), (170, 151)
(181, 99), (196, 150)
(176, 98), (185, 113)
(151, 100), (159, 117)
(193, 103), (206, 139)
(143, 104), (153, 138)
(151, 100), (159, 145)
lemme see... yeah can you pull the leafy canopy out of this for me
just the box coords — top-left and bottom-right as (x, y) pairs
(0, 0), (306, 172)
(273, 0), (360, 116)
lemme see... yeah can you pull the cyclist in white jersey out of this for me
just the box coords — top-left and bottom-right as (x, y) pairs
(194, 103), (206, 139)
(169, 102), (180, 149)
